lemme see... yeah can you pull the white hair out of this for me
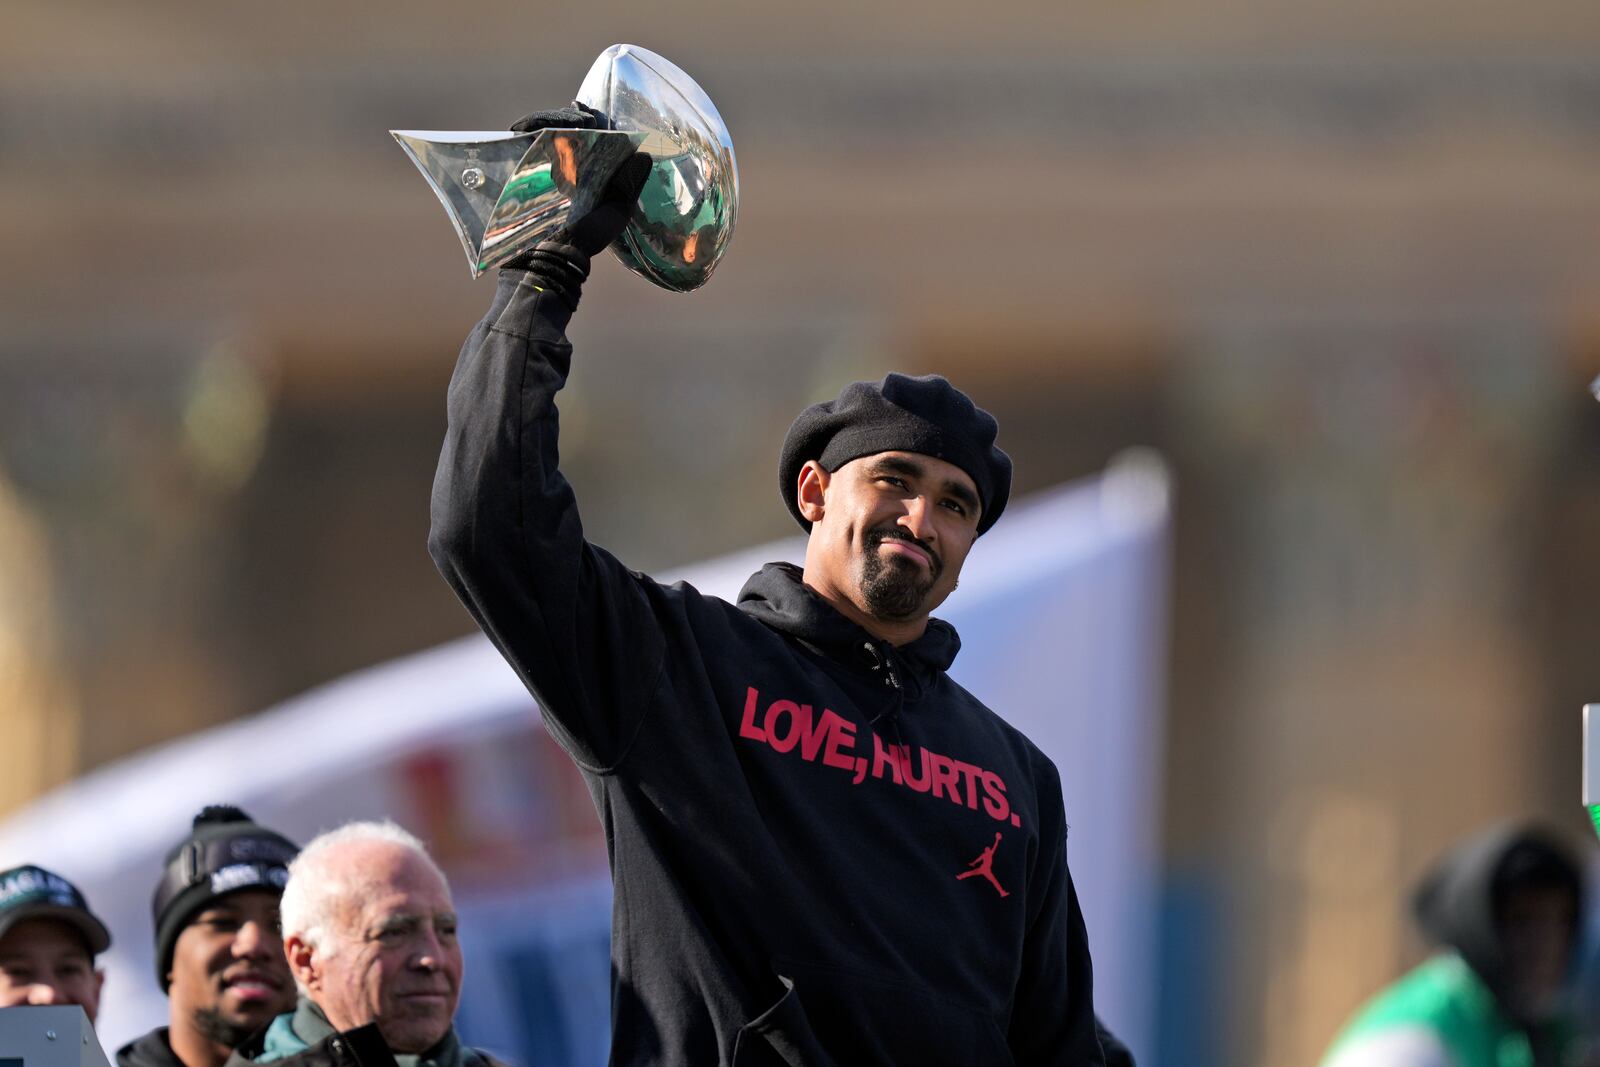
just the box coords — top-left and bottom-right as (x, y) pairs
(279, 820), (449, 959)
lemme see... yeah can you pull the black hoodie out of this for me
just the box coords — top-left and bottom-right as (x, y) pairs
(429, 272), (1105, 1066)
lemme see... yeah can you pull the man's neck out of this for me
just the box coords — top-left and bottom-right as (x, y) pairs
(800, 569), (928, 647)
(167, 1021), (231, 1067)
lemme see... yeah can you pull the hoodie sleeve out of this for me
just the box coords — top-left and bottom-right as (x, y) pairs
(1095, 1018), (1136, 1067)
(428, 270), (666, 772)
(1007, 819), (1106, 1065)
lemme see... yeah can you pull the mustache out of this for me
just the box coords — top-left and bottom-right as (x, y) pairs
(866, 526), (942, 577)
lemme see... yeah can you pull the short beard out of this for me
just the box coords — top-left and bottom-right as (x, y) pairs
(192, 1007), (257, 1050)
(859, 528), (940, 621)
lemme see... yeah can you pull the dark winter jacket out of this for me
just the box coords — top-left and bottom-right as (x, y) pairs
(117, 1028), (186, 1067)
(222, 1016), (396, 1067)
(429, 270), (1106, 1066)
(223, 999), (510, 1067)
(119, 1025), (393, 1067)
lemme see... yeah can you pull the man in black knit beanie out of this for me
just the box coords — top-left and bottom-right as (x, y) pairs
(117, 806), (298, 1067)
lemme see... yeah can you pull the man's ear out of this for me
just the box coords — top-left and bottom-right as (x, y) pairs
(284, 934), (318, 993)
(796, 461), (830, 524)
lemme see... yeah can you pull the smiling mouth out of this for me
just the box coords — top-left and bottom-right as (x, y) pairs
(222, 976), (281, 999)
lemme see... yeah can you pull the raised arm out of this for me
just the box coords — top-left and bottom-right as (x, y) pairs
(428, 115), (657, 772)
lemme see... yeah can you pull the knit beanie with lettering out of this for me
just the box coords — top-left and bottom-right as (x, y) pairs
(151, 805), (298, 992)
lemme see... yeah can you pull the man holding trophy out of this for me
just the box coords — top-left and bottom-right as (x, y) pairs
(419, 45), (1114, 1066)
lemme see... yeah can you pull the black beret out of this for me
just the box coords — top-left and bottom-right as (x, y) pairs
(779, 373), (1012, 536)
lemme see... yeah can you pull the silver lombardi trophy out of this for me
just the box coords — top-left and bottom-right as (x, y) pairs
(393, 44), (738, 292)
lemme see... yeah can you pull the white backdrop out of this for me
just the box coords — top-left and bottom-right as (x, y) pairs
(0, 459), (1170, 1064)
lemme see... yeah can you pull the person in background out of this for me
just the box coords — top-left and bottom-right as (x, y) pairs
(1320, 822), (1591, 1067)
(0, 863), (109, 1022)
(227, 820), (510, 1067)
(118, 806), (300, 1067)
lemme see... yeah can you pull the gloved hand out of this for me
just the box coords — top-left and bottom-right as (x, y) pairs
(509, 102), (606, 135)
(503, 103), (652, 308)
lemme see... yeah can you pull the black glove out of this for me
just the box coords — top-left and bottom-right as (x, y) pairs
(549, 150), (653, 258)
(510, 102), (606, 134)
(503, 103), (652, 307)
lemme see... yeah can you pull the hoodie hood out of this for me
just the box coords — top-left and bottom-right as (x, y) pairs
(1412, 822), (1584, 1022)
(735, 562), (960, 689)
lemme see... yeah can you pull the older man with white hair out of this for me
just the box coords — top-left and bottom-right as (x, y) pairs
(225, 821), (509, 1067)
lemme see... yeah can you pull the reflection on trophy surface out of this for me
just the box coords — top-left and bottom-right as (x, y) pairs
(392, 44), (737, 291)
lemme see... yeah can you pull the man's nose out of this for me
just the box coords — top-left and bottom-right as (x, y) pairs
(899, 496), (936, 542)
(26, 983), (64, 1006)
(232, 919), (272, 958)
(410, 931), (443, 972)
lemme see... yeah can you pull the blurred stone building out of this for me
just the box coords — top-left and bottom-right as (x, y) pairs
(3, 2), (1600, 1062)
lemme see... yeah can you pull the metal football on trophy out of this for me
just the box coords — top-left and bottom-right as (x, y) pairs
(393, 44), (738, 292)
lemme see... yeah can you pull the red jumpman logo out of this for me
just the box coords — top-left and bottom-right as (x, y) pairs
(956, 832), (1010, 898)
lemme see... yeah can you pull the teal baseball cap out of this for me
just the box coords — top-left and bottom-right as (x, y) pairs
(0, 864), (111, 955)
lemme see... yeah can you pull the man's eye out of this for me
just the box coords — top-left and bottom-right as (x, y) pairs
(377, 921), (420, 942)
(940, 499), (966, 515)
(437, 923), (459, 940)
(879, 476), (907, 489)
(2, 967), (34, 982)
